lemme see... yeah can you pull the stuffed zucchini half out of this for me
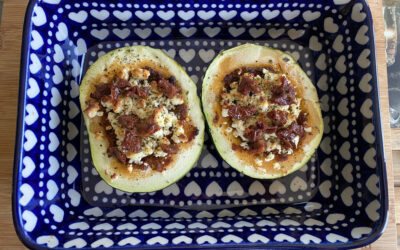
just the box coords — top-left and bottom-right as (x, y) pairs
(80, 46), (204, 192)
(202, 44), (323, 179)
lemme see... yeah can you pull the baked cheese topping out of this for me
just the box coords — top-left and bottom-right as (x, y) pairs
(218, 67), (311, 165)
(84, 67), (198, 172)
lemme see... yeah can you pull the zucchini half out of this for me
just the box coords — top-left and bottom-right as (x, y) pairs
(202, 44), (323, 179)
(80, 46), (204, 192)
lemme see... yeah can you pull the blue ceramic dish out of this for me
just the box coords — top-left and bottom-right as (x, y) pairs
(13, 0), (388, 249)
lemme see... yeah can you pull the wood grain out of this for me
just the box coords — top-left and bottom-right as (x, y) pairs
(0, 0), (396, 249)
(368, 0), (397, 248)
(0, 0), (29, 249)
(391, 128), (400, 151)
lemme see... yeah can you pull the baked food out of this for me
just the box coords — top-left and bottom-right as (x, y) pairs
(80, 46), (204, 192)
(202, 44), (323, 179)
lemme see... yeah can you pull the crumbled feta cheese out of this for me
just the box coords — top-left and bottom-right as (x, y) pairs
(293, 136), (300, 148)
(274, 104), (290, 112)
(240, 142), (249, 150)
(273, 162), (281, 170)
(304, 127), (312, 133)
(154, 148), (168, 157)
(127, 151), (147, 164)
(263, 133), (277, 141)
(221, 109), (229, 117)
(131, 68), (150, 80)
(172, 124), (186, 143)
(261, 100), (269, 111)
(107, 112), (125, 145)
(232, 120), (247, 141)
(263, 70), (280, 82)
(145, 166), (151, 174)
(289, 98), (302, 118)
(225, 127), (233, 133)
(255, 158), (263, 166)
(113, 98), (124, 113)
(84, 101), (101, 118)
(266, 139), (282, 153)
(101, 97), (113, 111)
(127, 165), (133, 173)
(117, 68), (130, 80)
(171, 96), (184, 105)
(230, 82), (238, 88)
(265, 153), (275, 162)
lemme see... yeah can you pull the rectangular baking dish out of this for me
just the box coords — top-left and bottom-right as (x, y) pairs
(13, 0), (388, 248)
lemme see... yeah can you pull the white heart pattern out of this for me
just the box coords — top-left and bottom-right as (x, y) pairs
(341, 186), (354, 206)
(179, 27), (197, 38)
(287, 29), (304, 40)
(203, 27), (221, 38)
(324, 17), (339, 33)
(135, 10), (153, 21)
(303, 11), (321, 22)
(355, 25), (369, 45)
(48, 155), (59, 176)
(113, 10), (132, 21)
(55, 22), (68, 42)
(262, 9), (279, 20)
(68, 10), (88, 23)
(240, 11), (259, 21)
(37, 235), (59, 248)
(248, 181), (266, 195)
(90, 9), (110, 21)
(249, 28), (266, 39)
(29, 53), (41, 74)
(219, 10), (237, 20)
(91, 29), (109, 40)
(268, 28), (285, 39)
(27, 78), (40, 99)
(282, 10), (300, 21)
(19, 183), (34, 206)
(32, 6), (47, 27)
(206, 181), (223, 197)
(199, 49), (215, 63)
(113, 28), (131, 39)
(229, 27), (246, 37)
(53, 44), (64, 63)
(49, 204), (64, 223)
(31, 30), (44, 50)
(24, 130), (37, 152)
(157, 10), (174, 21)
(46, 179), (59, 200)
(22, 156), (35, 178)
(154, 27), (171, 38)
(178, 10), (195, 21)
(198, 10), (215, 20)
(184, 181), (201, 197)
(25, 104), (38, 126)
(352, 3), (366, 22)
(365, 200), (380, 221)
(227, 181), (244, 196)
(269, 180), (286, 195)
(361, 98), (373, 119)
(333, 35), (344, 52)
(179, 49), (195, 63)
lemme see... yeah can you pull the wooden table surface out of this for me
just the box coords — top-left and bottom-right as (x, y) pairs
(0, 0), (397, 249)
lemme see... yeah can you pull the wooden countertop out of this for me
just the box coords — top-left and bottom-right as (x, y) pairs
(0, 0), (396, 249)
